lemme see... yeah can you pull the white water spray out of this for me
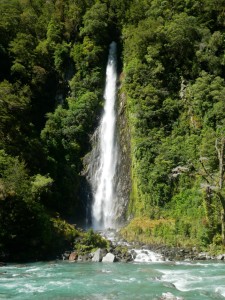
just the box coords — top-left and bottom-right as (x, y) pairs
(92, 42), (118, 229)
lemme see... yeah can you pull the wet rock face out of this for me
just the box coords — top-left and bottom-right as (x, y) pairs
(115, 90), (131, 223)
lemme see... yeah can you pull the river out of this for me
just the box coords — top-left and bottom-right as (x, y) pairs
(0, 259), (224, 299)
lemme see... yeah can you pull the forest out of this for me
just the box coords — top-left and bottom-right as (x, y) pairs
(1, 0), (225, 261)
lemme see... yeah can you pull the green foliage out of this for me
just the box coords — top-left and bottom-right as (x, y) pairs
(0, 150), (56, 261)
(120, 217), (179, 247)
(74, 229), (108, 254)
(0, 196), (53, 261)
(41, 91), (101, 215)
(0, 0), (20, 79)
(46, 18), (63, 45)
(80, 2), (108, 44)
(122, 0), (225, 249)
(31, 174), (53, 197)
(0, 152), (29, 200)
(54, 42), (71, 75)
(0, 0), (115, 261)
(9, 33), (36, 78)
(51, 217), (78, 246)
(71, 37), (103, 71)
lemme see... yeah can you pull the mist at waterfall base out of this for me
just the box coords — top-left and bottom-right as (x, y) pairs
(1, 260), (225, 300)
(88, 42), (119, 230)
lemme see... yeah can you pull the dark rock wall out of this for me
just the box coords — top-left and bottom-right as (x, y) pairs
(115, 87), (131, 224)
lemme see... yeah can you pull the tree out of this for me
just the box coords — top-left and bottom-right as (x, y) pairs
(0, 80), (31, 152)
(199, 127), (225, 245)
(80, 2), (108, 45)
(9, 33), (36, 79)
(215, 128), (225, 245)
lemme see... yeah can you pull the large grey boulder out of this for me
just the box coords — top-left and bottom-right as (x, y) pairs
(92, 248), (105, 262)
(102, 253), (116, 263)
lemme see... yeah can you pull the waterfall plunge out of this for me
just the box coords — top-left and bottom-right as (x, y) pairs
(91, 42), (118, 229)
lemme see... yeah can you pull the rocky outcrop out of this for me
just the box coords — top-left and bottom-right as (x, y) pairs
(62, 245), (133, 263)
(115, 90), (131, 224)
(62, 230), (225, 263)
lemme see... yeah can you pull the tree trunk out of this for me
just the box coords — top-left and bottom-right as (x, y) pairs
(215, 137), (225, 189)
(221, 208), (225, 245)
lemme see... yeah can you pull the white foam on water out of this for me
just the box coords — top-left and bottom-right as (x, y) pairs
(102, 269), (112, 273)
(113, 278), (136, 283)
(18, 283), (46, 293)
(1, 283), (20, 289)
(48, 280), (71, 287)
(205, 275), (225, 281)
(161, 292), (184, 300)
(159, 269), (204, 292)
(133, 249), (164, 262)
(25, 267), (41, 272)
(215, 286), (225, 297)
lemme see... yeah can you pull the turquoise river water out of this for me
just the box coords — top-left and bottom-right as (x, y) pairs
(0, 260), (224, 299)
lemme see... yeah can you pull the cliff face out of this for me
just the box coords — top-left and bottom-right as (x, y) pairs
(115, 87), (132, 224)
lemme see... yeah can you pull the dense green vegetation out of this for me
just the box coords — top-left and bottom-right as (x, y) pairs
(122, 0), (225, 251)
(0, 0), (124, 261)
(1, 0), (225, 260)
(74, 228), (108, 255)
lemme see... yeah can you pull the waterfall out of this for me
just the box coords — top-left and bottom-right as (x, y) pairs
(91, 42), (118, 229)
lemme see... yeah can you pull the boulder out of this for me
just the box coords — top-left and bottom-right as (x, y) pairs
(77, 253), (92, 262)
(62, 251), (70, 260)
(196, 252), (211, 260)
(102, 253), (116, 263)
(122, 252), (133, 262)
(130, 250), (137, 259)
(69, 252), (78, 261)
(217, 254), (225, 260)
(92, 248), (105, 262)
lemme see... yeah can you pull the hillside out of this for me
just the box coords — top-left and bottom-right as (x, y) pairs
(1, 0), (225, 260)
